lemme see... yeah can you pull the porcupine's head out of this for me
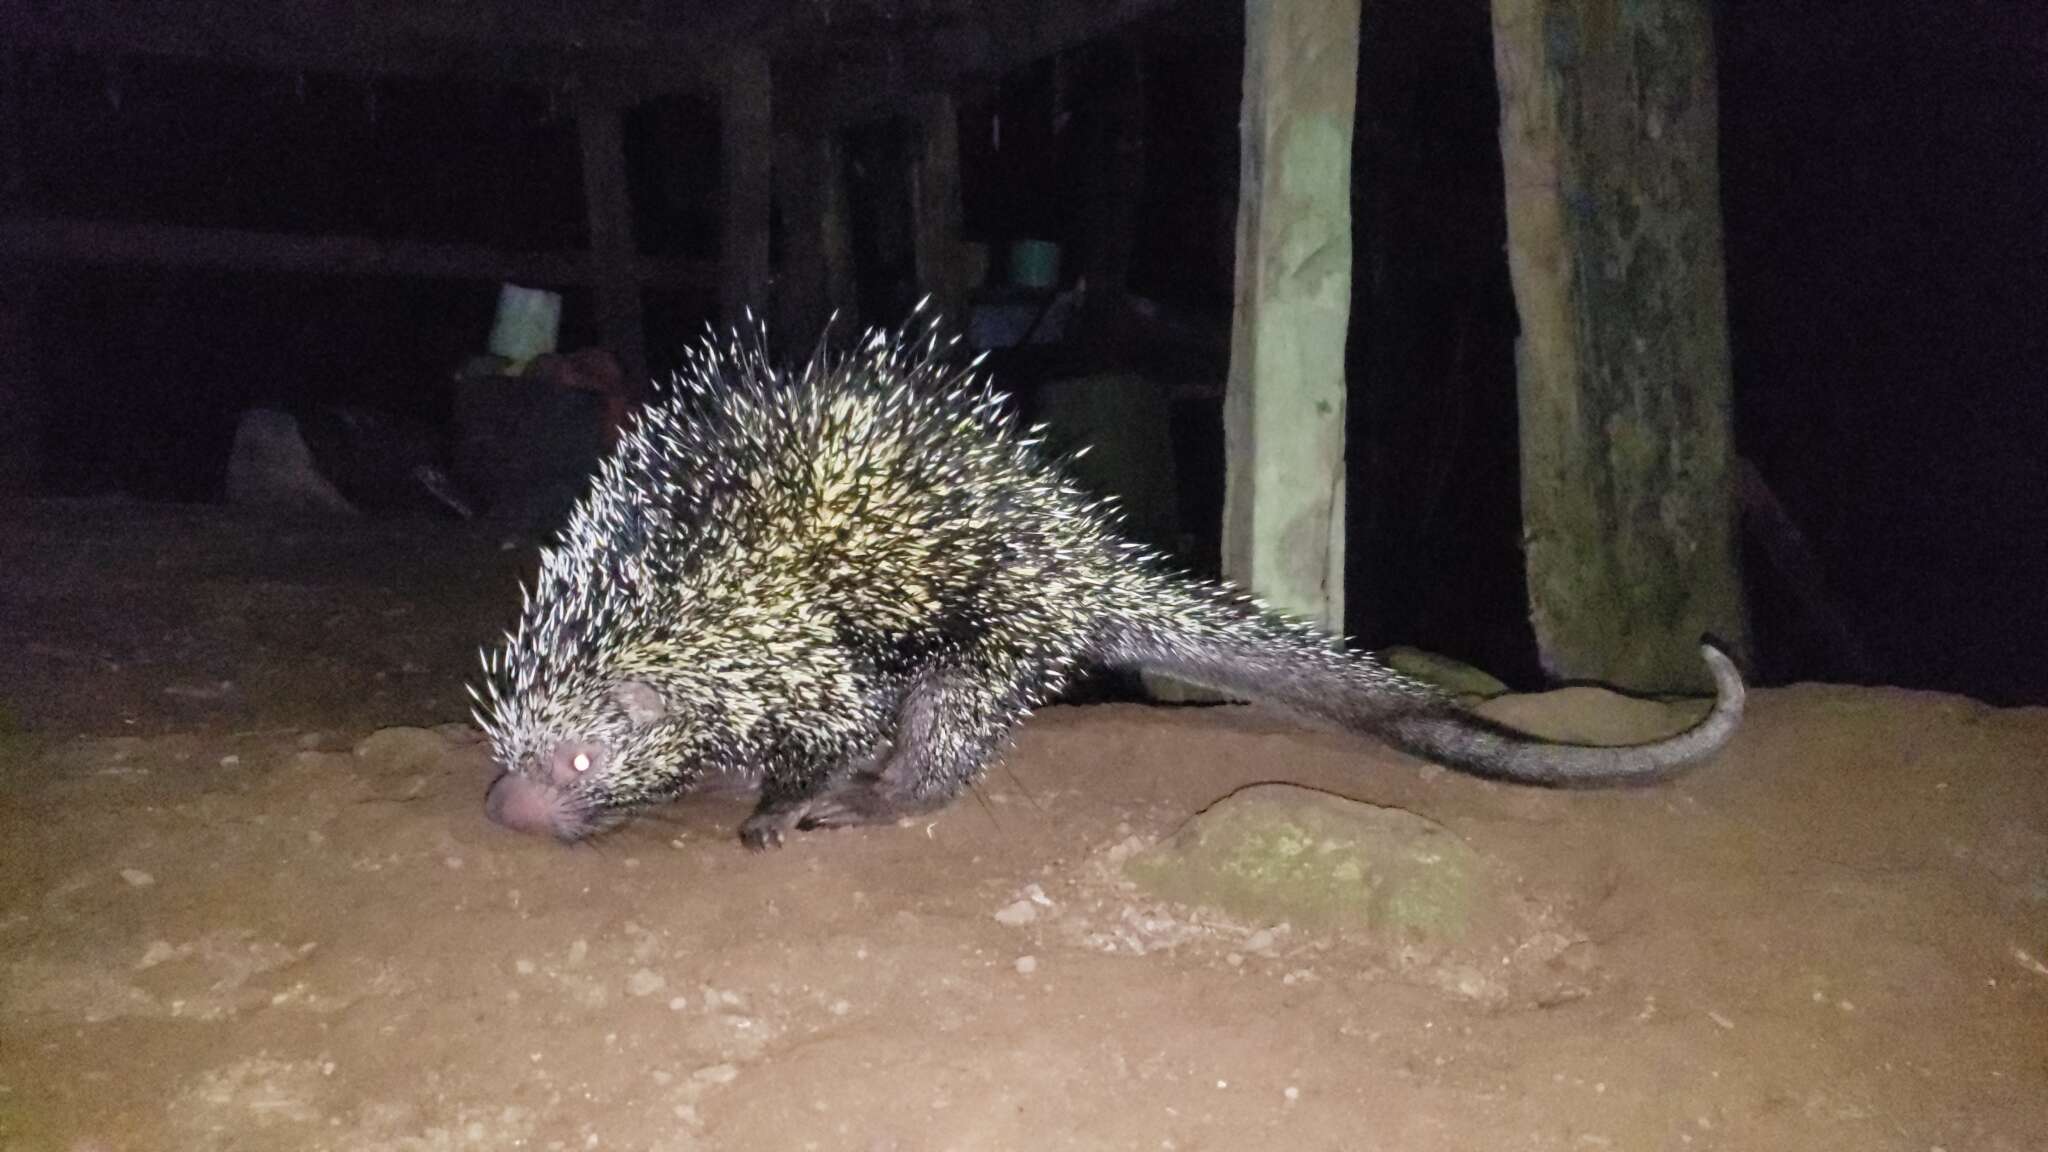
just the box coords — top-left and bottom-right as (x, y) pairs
(472, 550), (712, 841)
(472, 306), (1023, 841)
(470, 362), (734, 841)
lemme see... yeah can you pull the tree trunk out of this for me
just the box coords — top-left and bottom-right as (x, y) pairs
(1492, 0), (1746, 692)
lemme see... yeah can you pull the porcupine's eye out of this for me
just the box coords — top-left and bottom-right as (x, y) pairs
(545, 739), (609, 789)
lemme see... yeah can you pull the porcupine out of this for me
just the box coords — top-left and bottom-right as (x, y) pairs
(473, 310), (1745, 850)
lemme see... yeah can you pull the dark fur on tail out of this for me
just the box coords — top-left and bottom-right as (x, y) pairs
(1093, 570), (1745, 788)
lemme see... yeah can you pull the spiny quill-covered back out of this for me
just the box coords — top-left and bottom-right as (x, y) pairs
(472, 311), (1130, 839)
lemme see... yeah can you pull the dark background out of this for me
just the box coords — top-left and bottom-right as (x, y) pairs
(8, 0), (2045, 704)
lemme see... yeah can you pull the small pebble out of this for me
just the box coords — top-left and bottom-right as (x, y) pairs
(668, 996), (688, 1011)
(120, 869), (155, 888)
(219, 755), (240, 767)
(1014, 956), (1039, 975)
(627, 969), (667, 997)
(994, 899), (1038, 926)
(515, 958), (536, 976)
(693, 1063), (739, 1086)
(1284, 1086), (1299, 1102)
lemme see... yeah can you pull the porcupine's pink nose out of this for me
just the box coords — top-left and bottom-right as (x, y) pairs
(485, 772), (581, 840)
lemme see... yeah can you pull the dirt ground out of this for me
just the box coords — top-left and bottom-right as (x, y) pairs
(2, 498), (2044, 1152)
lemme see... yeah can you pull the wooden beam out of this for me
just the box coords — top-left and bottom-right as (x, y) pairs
(1492, 0), (1746, 692)
(781, 0), (1182, 128)
(3, 0), (722, 98)
(0, 215), (712, 289)
(719, 50), (774, 327)
(911, 92), (966, 326)
(1218, 0), (1360, 635)
(576, 95), (645, 384)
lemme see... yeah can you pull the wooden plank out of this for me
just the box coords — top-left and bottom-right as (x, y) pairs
(576, 95), (645, 384)
(1218, 0), (1360, 636)
(719, 50), (773, 327)
(1492, 0), (1745, 692)
(4, 0), (721, 97)
(0, 215), (713, 288)
(911, 92), (965, 326)
(783, 0), (1181, 127)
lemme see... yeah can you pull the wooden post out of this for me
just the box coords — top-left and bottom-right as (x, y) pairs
(820, 131), (857, 334)
(1077, 41), (1148, 351)
(0, 47), (38, 494)
(1492, 0), (1746, 691)
(1219, 0), (1359, 634)
(720, 50), (773, 328)
(576, 94), (646, 385)
(773, 128), (855, 350)
(911, 92), (965, 326)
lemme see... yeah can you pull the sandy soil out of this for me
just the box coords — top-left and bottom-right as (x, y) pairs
(2, 499), (2044, 1152)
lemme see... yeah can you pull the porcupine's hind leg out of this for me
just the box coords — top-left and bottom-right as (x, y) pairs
(737, 656), (1053, 849)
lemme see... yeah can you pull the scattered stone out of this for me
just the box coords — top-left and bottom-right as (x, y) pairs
(1123, 784), (1497, 947)
(1380, 647), (1510, 699)
(627, 969), (667, 997)
(163, 681), (235, 701)
(352, 726), (456, 775)
(1014, 955), (1039, 975)
(119, 869), (156, 889)
(994, 899), (1039, 926)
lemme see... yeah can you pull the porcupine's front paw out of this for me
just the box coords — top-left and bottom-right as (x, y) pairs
(737, 777), (941, 849)
(738, 802), (804, 850)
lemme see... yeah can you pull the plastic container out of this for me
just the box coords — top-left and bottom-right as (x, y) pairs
(486, 283), (563, 362)
(1008, 239), (1062, 289)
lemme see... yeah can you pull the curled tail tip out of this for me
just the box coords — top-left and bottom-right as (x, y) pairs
(1697, 638), (1748, 711)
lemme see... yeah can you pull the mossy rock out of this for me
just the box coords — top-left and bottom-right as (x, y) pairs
(1124, 784), (1495, 946)
(1378, 646), (1510, 700)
